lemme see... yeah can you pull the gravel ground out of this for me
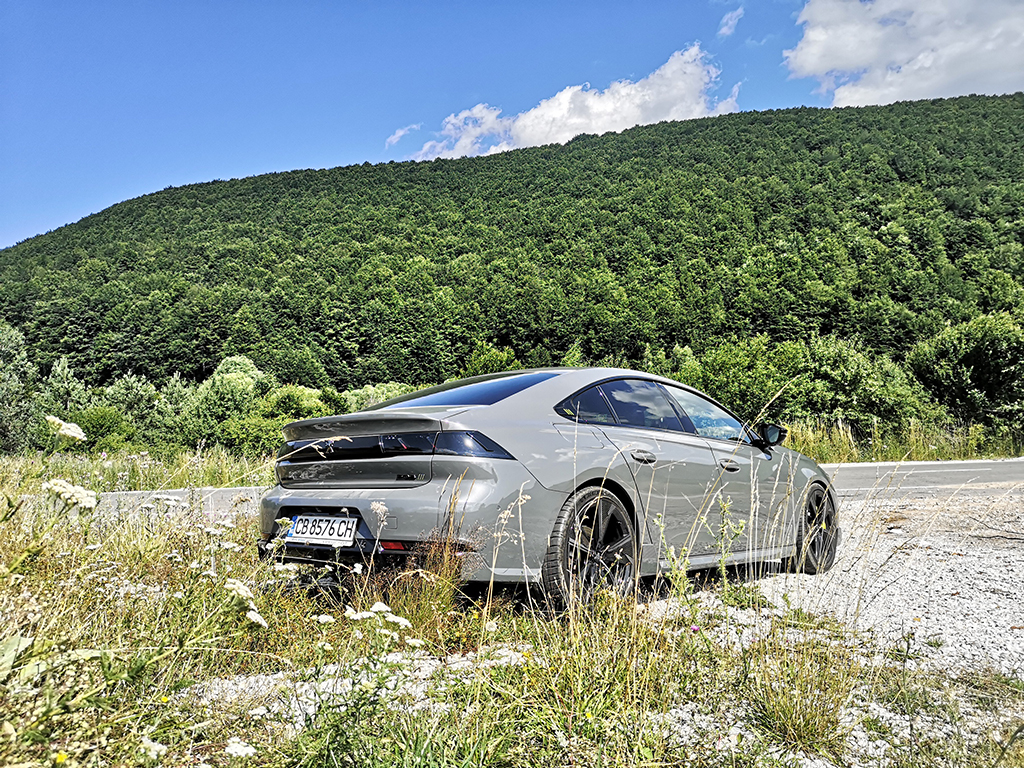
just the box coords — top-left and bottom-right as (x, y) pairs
(758, 486), (1024, 676)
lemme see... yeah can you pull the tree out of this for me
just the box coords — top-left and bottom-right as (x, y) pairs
(0, 321), (38, 451)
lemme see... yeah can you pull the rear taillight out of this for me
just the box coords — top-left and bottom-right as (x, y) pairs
(433, 431), (515, 460)
(278, 430), (515, 465)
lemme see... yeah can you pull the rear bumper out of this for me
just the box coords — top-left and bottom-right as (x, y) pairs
(258, 457), (567, 583)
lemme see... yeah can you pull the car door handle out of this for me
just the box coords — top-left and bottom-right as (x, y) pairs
(719, 459), (741, 473)
(630, 449), (657, 464)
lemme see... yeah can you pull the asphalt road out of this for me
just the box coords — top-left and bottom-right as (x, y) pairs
(820, 457), (1024, 500)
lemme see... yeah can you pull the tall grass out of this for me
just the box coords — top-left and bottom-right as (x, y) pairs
(0, 444), (275, 495)
(2, 448), (1021, 766)
(785, 418), (1020, 464)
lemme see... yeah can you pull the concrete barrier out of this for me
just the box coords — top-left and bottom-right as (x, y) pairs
(97, 486), (272, 520)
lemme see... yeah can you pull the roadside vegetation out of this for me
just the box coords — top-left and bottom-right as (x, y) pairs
(2, 434), (1021, 767)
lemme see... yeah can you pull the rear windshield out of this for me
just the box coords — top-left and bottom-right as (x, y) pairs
(373, 371), (559, 410)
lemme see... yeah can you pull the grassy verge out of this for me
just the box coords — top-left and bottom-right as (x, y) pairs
(1, 417), (1020, 499)
(0, 445), (275, 495)
(785, 419), (1020, 464)
(2, 469), (1021, 767)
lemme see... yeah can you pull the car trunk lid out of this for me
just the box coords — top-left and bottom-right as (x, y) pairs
(277, 410), (462, 489)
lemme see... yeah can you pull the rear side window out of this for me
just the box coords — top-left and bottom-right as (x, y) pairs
(554, 386), (616, 424)
(375, 371), (558, 409)
(599, 379), (683, 432)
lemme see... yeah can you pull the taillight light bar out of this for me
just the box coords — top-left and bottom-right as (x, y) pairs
(277, 430), (515, 464)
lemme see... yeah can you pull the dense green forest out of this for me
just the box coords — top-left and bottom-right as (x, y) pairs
(2, 94), (1024, 455)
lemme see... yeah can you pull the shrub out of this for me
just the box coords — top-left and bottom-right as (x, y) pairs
(908, 312), (1024, 427)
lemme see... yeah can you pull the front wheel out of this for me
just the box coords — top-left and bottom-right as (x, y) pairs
(785, 483), (838, 574)
(542, 485), (637, 611)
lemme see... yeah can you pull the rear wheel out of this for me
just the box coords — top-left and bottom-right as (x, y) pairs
(542, 485), (637, 611)
(785, 483), (838, 574)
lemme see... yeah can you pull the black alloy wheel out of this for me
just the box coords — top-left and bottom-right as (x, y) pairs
(785, 483), (838, 574)
(542, 485), (637, 611)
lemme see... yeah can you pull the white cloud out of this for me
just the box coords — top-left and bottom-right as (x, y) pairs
(413, 45), (739, 161)
(785, 0), (1024, 107)
(384, 123), (421, 148)
(718, 7), (745, 37)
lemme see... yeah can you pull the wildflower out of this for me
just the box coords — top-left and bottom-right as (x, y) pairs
(351, 562), (364, 575)
(41, 479), (97, 510)
(690, 625), (700, 633)
(140, 736), (168, 760)
(316, 614), (336, 624)
(219, 541), (242, 552)
(484, 620), (498, 633)
(85, 543), (101, 551)
(54, 753), (69, 764)
(224, 578), (254, 600)
(317, 641), (334, 651)
(46, 415), (86, 442)
(273, 563), (298, 573)
(405, 637), (425, 648)
(248, 706), (269, 718)
(274, 517), (293, 529)
(353, 629), (364, 640)
(385, 613), (412, 629)
(245, 610), (268, 628)
(369, 601), (391, 613)
(224, 737), (257, 758)
(378, 628), (398, 640)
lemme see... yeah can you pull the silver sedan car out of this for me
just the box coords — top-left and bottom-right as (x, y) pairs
(258, 368), (839, 607)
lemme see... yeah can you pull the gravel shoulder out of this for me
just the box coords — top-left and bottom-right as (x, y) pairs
(758, 485), (1024, 676)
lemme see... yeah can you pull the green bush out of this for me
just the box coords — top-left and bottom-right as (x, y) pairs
(908, 313), (1024, 427)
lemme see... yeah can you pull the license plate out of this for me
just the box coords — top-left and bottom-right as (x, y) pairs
(286, 515), (359, 547)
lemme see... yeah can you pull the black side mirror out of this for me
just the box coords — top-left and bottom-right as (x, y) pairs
(757, 423), (787, 447)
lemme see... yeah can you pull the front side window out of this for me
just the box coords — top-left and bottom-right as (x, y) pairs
(599, 379), (683, 432)
(665, 386), (750, 443)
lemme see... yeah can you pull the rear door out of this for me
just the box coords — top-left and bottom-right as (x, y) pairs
(589, 379), (723, 560)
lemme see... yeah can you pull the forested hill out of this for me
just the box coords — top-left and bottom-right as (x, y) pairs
(3, 94), (1024, 429)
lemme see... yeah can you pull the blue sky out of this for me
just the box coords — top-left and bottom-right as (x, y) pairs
(2, 0), (1022, 248)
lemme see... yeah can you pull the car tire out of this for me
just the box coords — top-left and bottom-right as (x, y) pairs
(784, 483), (838, 574)
(542, 485), (638, 611)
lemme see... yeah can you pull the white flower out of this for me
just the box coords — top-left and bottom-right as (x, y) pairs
(85, 543), (101, 551)
(484, 620), (498, 633)
(224, 737), (257, 758)
(248, 706), (269, 718)
(384, 613), (412, 629)
(351, 562), (364, 575)
(378, 628), (398, 640)
(405, 637), (425, 648)
(369, 601), (391, 613)
(273, 563), (298, 573)
(316, 641), (334, 651)
(352, 629), (364, 640)
(46, 415), (86, 442)
(140, 736), (168, 760)
(246, 610), (268, 628)
(41, 479), (97, 510)
(274, 517), (293, 529)
(219, 541), (242, 552)
(316, 614), (336, 624)
(224, 578), (254, 600)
